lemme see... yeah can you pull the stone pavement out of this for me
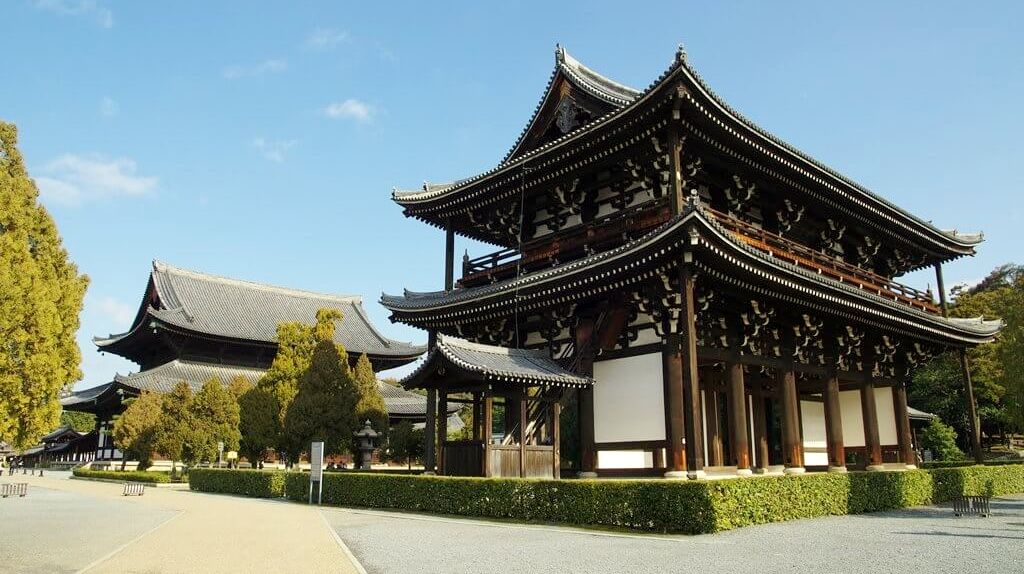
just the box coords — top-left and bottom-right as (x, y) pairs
(0, 473), (359, 574)
(322, 495), (1024, 574)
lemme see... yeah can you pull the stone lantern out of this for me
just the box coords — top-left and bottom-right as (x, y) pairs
(353, 420), (379, 470)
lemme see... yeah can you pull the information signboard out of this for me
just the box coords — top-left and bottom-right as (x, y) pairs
(309, 441), (324, 504)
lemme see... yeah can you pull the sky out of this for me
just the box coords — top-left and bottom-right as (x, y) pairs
(4, 1), (1022, 390)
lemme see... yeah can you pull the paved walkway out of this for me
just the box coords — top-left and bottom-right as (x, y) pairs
(0, 473), (358, 574)
(322, 496), (1024, 574)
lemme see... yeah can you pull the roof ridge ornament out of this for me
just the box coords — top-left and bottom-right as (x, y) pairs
(675, 43), (688, 64)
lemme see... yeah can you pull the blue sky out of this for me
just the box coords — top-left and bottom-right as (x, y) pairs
(4, 1), (1022, 389)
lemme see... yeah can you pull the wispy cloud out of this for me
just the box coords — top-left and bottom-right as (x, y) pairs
(306, 27), (348, 49)
(252, 138), (297, 163)
(324, 99), (374, 123)
(35, 154), (158, 206)
(100, 96), (118, 117)
(222, 58), (288, 80)
(34, 0), (113, 29)
(96, 296), (134, 326)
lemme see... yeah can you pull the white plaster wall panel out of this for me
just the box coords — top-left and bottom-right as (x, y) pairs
(632, 327), (661, 346)
(801, 400), (828, 466)
(593, 353), (666, 443)
(840, 390), (865, 447)
(597, 450), (653, 469)
(875, 387), (898, 445)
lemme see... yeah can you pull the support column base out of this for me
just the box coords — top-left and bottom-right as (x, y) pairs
(422, 471), (436, 476)
(687, 470), (706, 480)
(752, 467), (768, 475)
(904, 464), (918, 470)
(736, 468), (753, 477)
(783, 466), (806, 475)
(866, 464), (885, 472)
(827, 466), (848, 473)
(577, 471), (598, 479)
(663, 470), (688, 479)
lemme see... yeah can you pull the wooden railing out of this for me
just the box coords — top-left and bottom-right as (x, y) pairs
(463, 248), (520, 276)
(705, 208), (938, 313)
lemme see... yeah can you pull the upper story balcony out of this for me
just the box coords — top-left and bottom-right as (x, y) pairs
(460, 206), (939, 314)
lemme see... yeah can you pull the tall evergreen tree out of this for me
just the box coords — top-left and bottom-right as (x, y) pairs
(191, 377), (242, 463)
(257, 321), (315, 457)
(112, 392), (163, 470)
(154, 382), (198, 467)
(0, 121), (89, 449)
(351, 353), (388, 447)
(238, 385), (279, 467)
(283, 309), (357, 458)
(60, 410), (96, 433)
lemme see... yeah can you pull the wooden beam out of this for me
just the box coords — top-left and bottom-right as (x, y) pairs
(444, 221), (455, 292)
(483, 394), (493, 477)
(519, 392), (527, 478)
(663, 336), (686, 476)
(472, 392), (482, 441)
(752, 391), (769, 472)
(860, 379), (883, 470)
(893, 382), (916, 468)
(959, 349), (984, 464)
(576, 315), (597, 476)
(823, 373), (846, 471)
(705, 389), (723, 466)
(438, 387), (448, 475)
(681, 267), (705, 478)
(727, 362), (751, 473)
(424, 388), (437, 473)
(552, 399), (561, 479)
(778, 368), (805, 472)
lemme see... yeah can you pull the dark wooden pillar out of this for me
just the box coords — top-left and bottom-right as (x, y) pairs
(752, 391), (769, 473)
(705, 388), (723, 467)
(437, 388), (448, 475)
(472, 392), (482, 441)
(663, 335), (686, 477)
(893, 382), (916, 468)
(519, 392), (527, 478)
(934, 262), (948, 316)
(552, 398), (561, 479)
(680, 267), (705, 479)
(823, 374), (846, 471)
(576, 316), (597, 477)
(482, 394), (493, 477)
(424, 388), (437, 473)
(959, 350), (984, 464)
(444, 222), (455, 292)
(726, 362), (751, 474)
(860, 380), (883, 470)
(778, 369), (804, 473)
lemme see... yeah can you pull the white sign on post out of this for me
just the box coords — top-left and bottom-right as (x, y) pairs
(309, 441), (324, 505)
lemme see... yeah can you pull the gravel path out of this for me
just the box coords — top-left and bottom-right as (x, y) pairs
(323, 496), (1024, 574)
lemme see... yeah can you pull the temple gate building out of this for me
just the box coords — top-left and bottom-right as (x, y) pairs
(382, 46), (1001, 479)
(62, 260), (447, 462)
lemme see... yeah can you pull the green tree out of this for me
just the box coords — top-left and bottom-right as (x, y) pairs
(283, 309), (357, 459)
(112, 392), (163, 470)
(257, 321), (316, 459)
(191, 378), (241, 464)
(387, 419), (423, 470)
(920, 418), (966, 461)
(0, 121), (89, 449)
(351, 353), (388, 449)
(154, 382), (198, 470)
(238, 385), (279, 468)
(60, 410), (95, 433)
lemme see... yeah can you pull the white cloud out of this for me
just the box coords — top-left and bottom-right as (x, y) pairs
(324, 99), (374, 123)
(306, 27), (348, 49)
(100, 96), (118, 117)
(35, 154), (158, 206)
(252, 138), (297, 163)
(222, 58), (288, 80)
(96, 296), (134, 326)
(34, 0), (113, 29)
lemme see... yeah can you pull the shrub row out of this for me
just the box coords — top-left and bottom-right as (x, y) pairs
(921, 459), (1024, 469)
(188, 468), (285, 498)
(73, 468), (172, 483)
(190, 464), (1024, 534)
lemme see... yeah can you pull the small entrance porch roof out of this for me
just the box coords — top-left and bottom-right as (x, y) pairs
(402, 335), (593, 391)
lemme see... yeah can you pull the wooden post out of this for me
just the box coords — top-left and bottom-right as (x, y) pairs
(519, 392), (527, 478)
(823, 374), (846, 472)
(444, 221), (455, 292)
(438, 388), (448, 475)
(959, 349), (984, 464)
(483, 394), (493, 477)
(680, 267), (705, 479)
(663, 335), (686, 477)
(893, 382), (916, 468)
(860, 380), (883, 470)
(934, 262), (948, 317)
(424, 388), (437, 473)
(705, 388), (723, 467)
(552, 398), (561, 479)
(752, 391), (769, 473)
(576, 316), (597, 477)
(726, 362), (751, 474)
(778, 369), (804, 473)
(472, 392), (482, 441)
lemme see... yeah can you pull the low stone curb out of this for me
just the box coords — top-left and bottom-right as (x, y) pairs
(70, 476), (191, 489)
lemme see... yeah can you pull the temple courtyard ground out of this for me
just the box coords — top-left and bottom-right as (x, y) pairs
(2, 473), (1022, 573)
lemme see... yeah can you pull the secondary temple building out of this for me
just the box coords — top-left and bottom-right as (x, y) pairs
(62, 260), (449, 462)
(382, 46), (1001, 479)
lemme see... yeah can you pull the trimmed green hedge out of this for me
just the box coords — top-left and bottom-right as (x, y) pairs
(190, 464), (1024, 534)
(189, 468), (286, 498)
(921, 459), (1024, 469)
(73, 468), (173, 483)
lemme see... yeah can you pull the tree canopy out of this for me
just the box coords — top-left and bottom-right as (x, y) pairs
(112, 392), (163, 469)
(0, 121), (89, 449)
(351, 352), (388, 449)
